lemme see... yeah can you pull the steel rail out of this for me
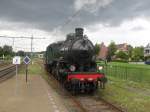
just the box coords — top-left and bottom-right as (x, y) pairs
(0, 65), (16, 82)
(0, 63), (11, 68)
(39, 61), (125, 112)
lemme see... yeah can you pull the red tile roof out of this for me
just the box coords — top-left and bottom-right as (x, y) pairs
(117, 43), (128, 52)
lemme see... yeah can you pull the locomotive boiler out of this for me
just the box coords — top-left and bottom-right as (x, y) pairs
(45, 28), (107, 94)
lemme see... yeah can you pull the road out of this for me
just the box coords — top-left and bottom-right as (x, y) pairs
(0, 75), (69, 112)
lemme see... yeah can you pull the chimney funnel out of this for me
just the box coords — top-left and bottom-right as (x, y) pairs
(75, 28), (84, 37)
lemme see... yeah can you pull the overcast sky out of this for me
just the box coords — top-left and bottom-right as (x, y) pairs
(0, 0), (150, 52)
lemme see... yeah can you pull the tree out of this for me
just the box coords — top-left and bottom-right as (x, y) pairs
(107, 41), (117, 61)
(3, 45), (13, 56)
(17, 50), (25, 56)
(94, 43), (100, 55)
(127, 45), (133, 58)
(116, 51), (129, 60)
(145, 56), (150, 61)
(0, 46), (3, 57)
(132, 46), (144, 61)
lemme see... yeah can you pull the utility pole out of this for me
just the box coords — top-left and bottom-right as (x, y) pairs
(12, 38), (15, 48)
(31, 35), (33, 63)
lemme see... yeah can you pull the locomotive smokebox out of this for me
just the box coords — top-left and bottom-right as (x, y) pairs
(75, 28), (84, 37)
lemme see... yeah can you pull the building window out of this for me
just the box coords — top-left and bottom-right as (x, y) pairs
(145, 50), (150, 54)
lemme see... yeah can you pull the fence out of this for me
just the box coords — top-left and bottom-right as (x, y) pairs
(103, 65), (150, 83)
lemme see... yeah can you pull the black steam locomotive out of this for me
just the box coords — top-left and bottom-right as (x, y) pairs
(45, 28), (107, 94)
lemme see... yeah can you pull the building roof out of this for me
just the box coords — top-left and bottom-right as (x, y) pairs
(116, 43), (128, 52)
(146, 43), (150, 48)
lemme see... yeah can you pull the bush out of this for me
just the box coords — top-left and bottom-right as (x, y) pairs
(112, 59), (128, 63)
(116, 51), (129, 61)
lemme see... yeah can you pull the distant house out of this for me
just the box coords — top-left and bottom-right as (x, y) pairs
(38, 53), (44, 58)
(116, 43), (128, 52)
(97, 42), (108, 60)
(34, 52), (44, 58)
(97, 42), (129, 60)
(144, 43), (150, 57)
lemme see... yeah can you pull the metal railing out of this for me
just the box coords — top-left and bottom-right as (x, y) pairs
(103, 65), (150, 83)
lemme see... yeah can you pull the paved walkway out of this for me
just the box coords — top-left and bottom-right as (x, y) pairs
(0, 75), (68, 112)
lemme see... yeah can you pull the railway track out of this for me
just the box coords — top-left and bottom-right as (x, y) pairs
(0, 65), (16, 82)
(75, 95), (125, 112)
(39, 62), (125, 112)
(0, 62), (11, 68)
(62, 82), (125, 112)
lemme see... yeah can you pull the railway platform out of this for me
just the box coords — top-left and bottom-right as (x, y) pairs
(0, 75), (69, 112)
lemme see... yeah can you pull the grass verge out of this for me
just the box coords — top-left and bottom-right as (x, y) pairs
(18, 60), (45, 75)
(99, 77), (150, 112)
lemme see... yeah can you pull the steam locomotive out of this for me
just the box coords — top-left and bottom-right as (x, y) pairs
(45, 28), (107, 94)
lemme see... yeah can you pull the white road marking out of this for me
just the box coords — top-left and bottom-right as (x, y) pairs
(53, 104), (58, 109)
(54, 110), (60, 112)
(48, 96), (53, 100)
(51, 101), (56, 105)
(39, 76), (62, 112)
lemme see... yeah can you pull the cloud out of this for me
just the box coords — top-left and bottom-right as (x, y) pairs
(85, 19), (150, 47)
(131, 26), (145, 31)
(0, 0), (73, 32)
(74, 0), (113, 13)
(0, 0), (150, 33)
(0, 0), (150, 51)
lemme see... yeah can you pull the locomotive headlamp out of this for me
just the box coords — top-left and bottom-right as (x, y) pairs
(88, 78), (94, 81)
(98, 66), (103, 70)
(70, 65), (76, 72)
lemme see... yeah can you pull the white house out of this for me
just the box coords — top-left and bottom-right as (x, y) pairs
(144, 43), (150, 57)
